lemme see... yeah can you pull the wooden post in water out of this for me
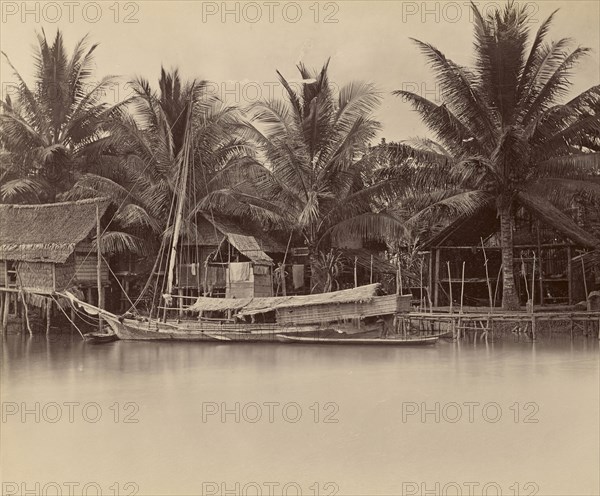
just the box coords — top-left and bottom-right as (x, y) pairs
(396, 256), (401, 295)
(567, 246), (573, 305)
(531, 252), (536, 313)
(460, 261), (465, 314)
(434, 249), (441, 307)
(481, 238), (493, 313)
(446, 261), (453, 314)
(420, 258), (424, 312)
(178, 288), (184, 317)
(581, 257), (588, 299)
(0, 293), (5, 333)
(45, 297), (51, 334)
(96, 204), (104, 330)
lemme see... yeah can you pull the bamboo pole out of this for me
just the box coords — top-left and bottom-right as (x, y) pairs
(96, 204), (104, 330)
(581, 257), (588, 299)
(370, 255), (373, 284)
(354, 256), (358, 288)
(521, 254), (530, 305)
(460, 261), (465, 314)
(396, 256), (401, 295)
(420, 258), (424, 312)
(481, 238), (493, 312)
(531, 252), (536, 314)
(45, 298), (51, 334)
(0, 293), (4, 333)
(567, 246), (573, 305)
(3, 293), (10, 332)
(20, 291), (32, 335)
(446, 261), (453, 314)
(493, 264), (503, 307)
(434, 249), (441, 307)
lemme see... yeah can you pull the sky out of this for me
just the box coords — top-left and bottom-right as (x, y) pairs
(1, 0), (599, 142)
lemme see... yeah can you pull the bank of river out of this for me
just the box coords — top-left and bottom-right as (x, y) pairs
(1, 333), (598, 496)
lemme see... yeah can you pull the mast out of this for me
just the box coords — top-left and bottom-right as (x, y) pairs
(96, 203), (104, 328)
(165, 100), (193, 299)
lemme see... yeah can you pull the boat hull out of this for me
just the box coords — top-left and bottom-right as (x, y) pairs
(275, 334), (440, 345)
(83, 332), (119, 344)
(104, 316), (319, 342)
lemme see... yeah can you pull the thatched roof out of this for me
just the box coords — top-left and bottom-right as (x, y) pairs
(517, 192), (599, 249)
(424, 196), (599, 249)
(0, 199), (110, 263)
(193, 214), (287, 264)
(187, 283), (381, 314)
(423, 206), (499, 248)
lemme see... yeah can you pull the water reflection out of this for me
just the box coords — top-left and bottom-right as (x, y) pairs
(1, 331), (598, 496)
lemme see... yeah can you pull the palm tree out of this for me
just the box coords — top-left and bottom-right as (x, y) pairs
(0, 30), (119, 202)
(394, 1), (600, 309)
(68, 68), (253, 255)
(202, 61), (407, 291)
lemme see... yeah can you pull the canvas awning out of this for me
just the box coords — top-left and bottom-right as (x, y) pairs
(187, 283), (381, 315)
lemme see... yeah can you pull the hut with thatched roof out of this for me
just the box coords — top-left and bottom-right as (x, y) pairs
(0, 199), (110, 323)
(424, 201), (600, 308)
(174, 214), (287, 300)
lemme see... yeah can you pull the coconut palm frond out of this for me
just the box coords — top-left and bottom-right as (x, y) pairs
(96, 231), (149, 256)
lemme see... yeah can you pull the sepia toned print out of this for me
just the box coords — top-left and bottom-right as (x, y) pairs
(1, 1), (599, 495)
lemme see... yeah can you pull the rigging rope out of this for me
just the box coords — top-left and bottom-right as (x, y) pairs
(63, 101), (193, 293)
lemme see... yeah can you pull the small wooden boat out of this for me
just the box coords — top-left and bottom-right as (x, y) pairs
(275, 334), (440, 345)
(84, 331), (119, 344)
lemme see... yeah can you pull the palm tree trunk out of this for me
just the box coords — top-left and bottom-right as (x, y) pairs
(498, 200), (520, 310)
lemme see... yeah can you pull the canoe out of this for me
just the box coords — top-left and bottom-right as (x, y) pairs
(275, 334), (440, 345)
(84, 331), (119, 344)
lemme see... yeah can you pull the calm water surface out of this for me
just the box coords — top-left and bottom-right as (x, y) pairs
(1, 332), (598, 496)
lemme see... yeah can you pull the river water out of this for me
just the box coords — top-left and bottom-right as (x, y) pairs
(1, 332), (598, 496)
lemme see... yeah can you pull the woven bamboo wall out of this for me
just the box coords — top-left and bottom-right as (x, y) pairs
(0, 262), (6, 287)
(276, 295), (410, 325)
(54, 261), (76, 291)
(74, 244), (109, 285)
(16, 261), (54, 293)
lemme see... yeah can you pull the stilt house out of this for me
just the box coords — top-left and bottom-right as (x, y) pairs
(0, 199), (110, 316)
(424, 201), (600, 308)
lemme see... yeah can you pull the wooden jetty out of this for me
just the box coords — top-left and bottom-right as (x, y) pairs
(398, 309), (600, 340)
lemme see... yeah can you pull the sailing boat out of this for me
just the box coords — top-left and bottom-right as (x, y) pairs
(59, 94), (418, 344)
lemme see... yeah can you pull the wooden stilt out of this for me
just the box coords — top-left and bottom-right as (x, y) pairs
(3, 293), (10, 332)
(46, 298), (52, 334)
(446, 261), (453, 314)
(570, 318), (574, 340)
(0, 293), (5, 333)
(434, 249), (441, 307)
(481, 238), (493, 312)
(581, 257), (588, 299)
(21, 292), (32, 336)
